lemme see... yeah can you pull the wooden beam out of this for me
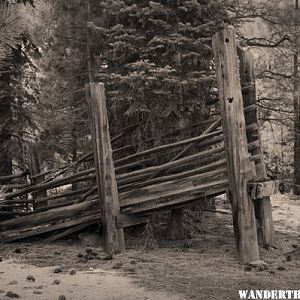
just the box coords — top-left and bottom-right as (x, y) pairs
(45, 220), (99, 243)
(248, 181), (278, 199)
(122, 179), (228, 214)
(3, 171), (95, 200)
(117, 146), (225, 182)
(0, 170), (28, 183)
(237, 45), (275, 247)
(86, 82), (125, 254)
(119, 159), (227, 192)
(114, 129), (223, 166)
(0, 199), (99, 232)
(120, 168), (228, 207)
(146, 118), (221, 181)
(35, 187), (91, 204)
(247, 140), (260, 151)
(212, 28), (260, 264)
(0, 213), (101, 243)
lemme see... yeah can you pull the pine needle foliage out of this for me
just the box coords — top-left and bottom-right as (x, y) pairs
(91, 0), (229, 147)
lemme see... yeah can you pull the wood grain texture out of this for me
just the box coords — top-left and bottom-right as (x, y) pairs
(237, 46), (275, 247)
(213, 28), (260, 264)
(1, 213), (101, 243)
(87, 83), (125, 254)
(0, 199), (99, 231)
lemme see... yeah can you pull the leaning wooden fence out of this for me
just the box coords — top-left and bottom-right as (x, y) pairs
(0, 28), (276, 265)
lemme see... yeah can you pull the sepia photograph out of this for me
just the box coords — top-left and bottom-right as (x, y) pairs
(0, 0), (299, 299)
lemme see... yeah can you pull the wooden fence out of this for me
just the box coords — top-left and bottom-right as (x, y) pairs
(0, 28), (275, 264)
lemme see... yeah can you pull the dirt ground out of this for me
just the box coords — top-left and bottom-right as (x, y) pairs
(0, 194), (299, 300)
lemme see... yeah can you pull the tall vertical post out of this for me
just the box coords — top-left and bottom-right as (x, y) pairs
(86, 82), (125, 254)
(212, 28), (260, 264)
(237, 47), (275, 247)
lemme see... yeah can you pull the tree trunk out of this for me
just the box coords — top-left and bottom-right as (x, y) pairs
(294, 0), (300, 195)
(0, 98), (12, 181)
(0, 131), (12, 181)
(166, 208), (185, 240)
(27, 144), (47, 209)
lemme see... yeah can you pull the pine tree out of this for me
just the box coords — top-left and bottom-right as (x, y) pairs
(0, 1), (37, 177)
(33, 0), (93, 167)
(91, 0), (229, 147)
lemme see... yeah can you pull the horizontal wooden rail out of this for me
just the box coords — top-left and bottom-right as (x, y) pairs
(2, 173), (96, 201)
(119, 159), (227, 191)
(116, 146), (225, 183)
(0, 183), (30, 190)
(120, 167), (228, 206)
(0, 170), (28, 182)
(0, 213), (101, 243)
(0, 199), (99, 231)
(117, 150), (226, 187)
(115, 129), (223, 166)
(121, 178), (229, 214)
(147, 118), (221, 181)
(34, 187), (92, 204)
(0, 211), (34, 216)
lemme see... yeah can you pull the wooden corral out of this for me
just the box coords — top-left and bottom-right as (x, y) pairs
(0, 28), (276, 264)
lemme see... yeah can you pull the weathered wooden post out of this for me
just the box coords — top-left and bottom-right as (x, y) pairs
(237, 47), (275, 247)
(27, 143), (47, 209)
(212, 28), (260, 263)
(86, 82), (125, 254)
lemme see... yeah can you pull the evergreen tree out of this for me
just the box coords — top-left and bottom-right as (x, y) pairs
(91, 0), (229, 147)
(0, 1), (37, 177)
(31, 0), (93, 168)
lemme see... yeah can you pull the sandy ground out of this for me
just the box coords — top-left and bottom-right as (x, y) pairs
(0, 259), (181, 300)
(0, 193), (299, 300)
(272, 193), (300, 233)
